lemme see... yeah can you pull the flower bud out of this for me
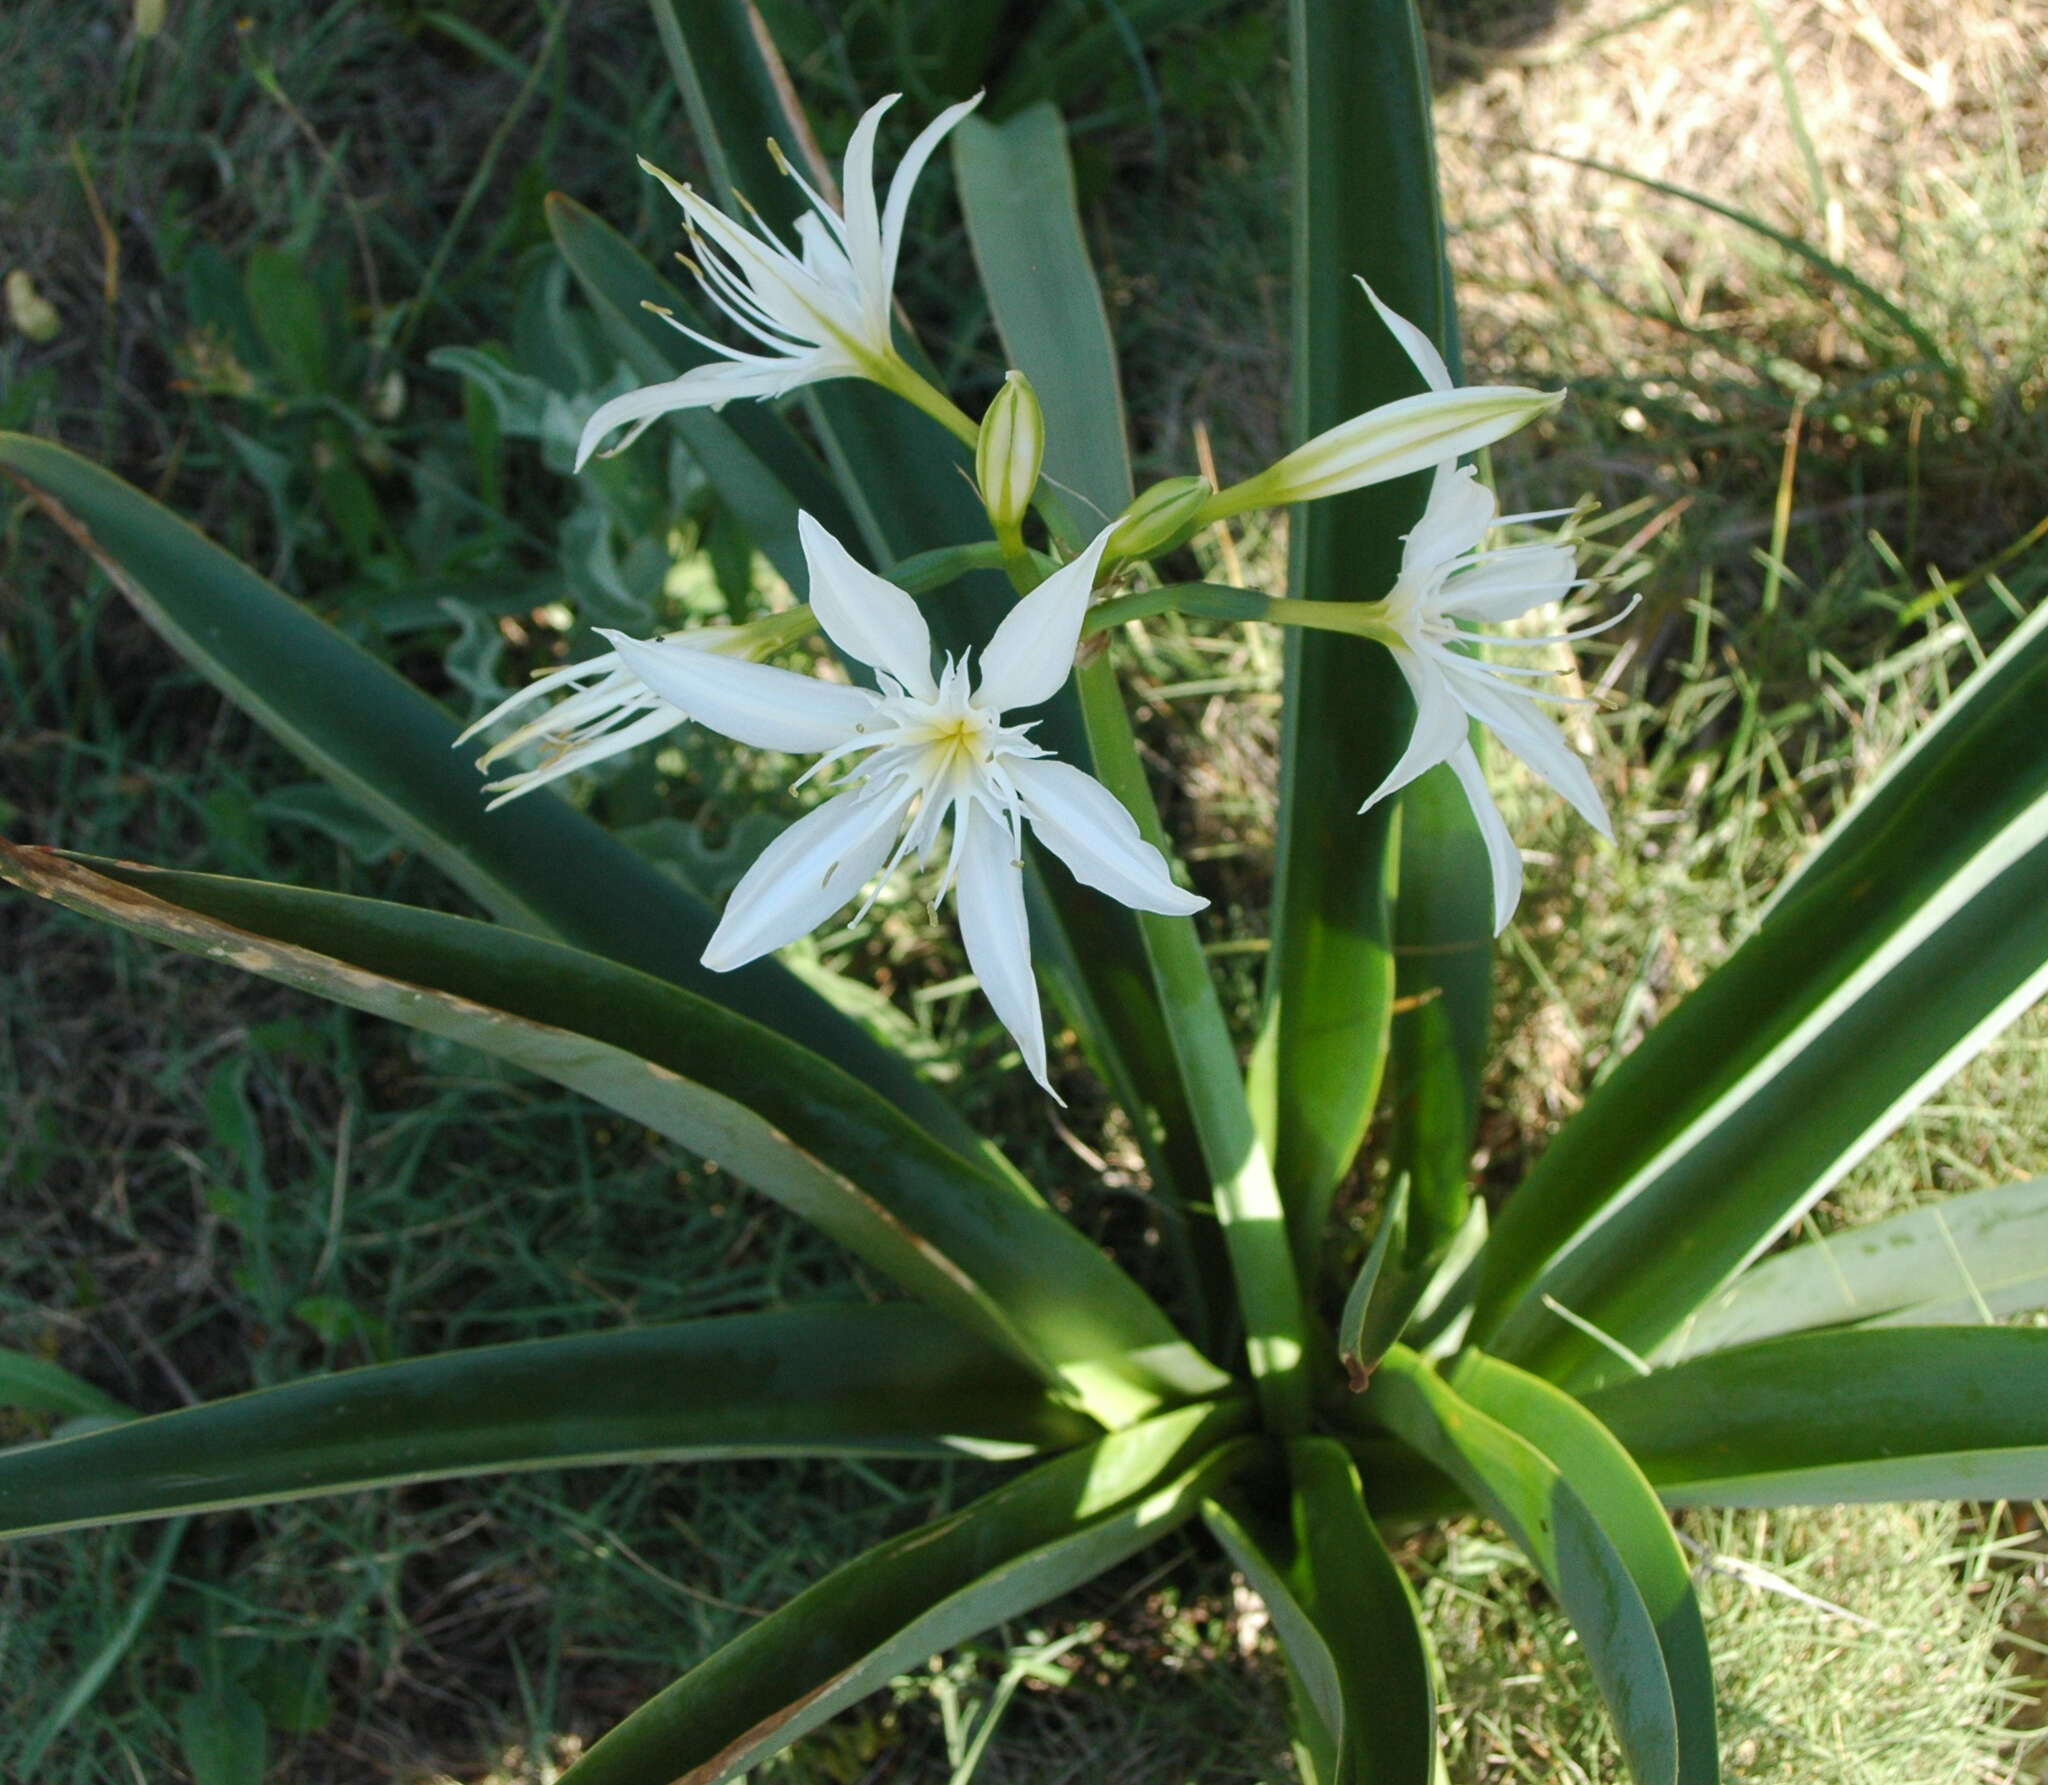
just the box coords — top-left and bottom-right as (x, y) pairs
(975, 370), (1044, 532)
(133, 0), (166, 38)
(5, 271), (60, 345)
(1106, 475), (1212, 561)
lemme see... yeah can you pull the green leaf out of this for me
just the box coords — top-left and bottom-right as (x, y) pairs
(561, 1403), (1258, 1785)
(1257, 0), (1476, 1282)
(543, 192), (862, 590)
(0, 1348), (133, 1421)
(0, 431), (979, 1161)
(0, 1306), (1095, 1540)
(1248, 1438), (1438, 1784)
(0, 847), (1229, 1425)
(1583, 1327), (2048, 1506)
(1370, 1347), (1679, 1785)
(1661, 1175), (2048, 1361)
(176, 1684), (266, 1785)
(1478, 598), (2048, 1385)
(951, 104), (1134, 524)
(1336, 1176), (1408, 1389)
(1454, 1354), (1718, 1785)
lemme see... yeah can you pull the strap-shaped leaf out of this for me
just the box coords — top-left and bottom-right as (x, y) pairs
(544, 192), (862, 589)
(561, 1402), (1258, 1785)
(0, 846), (1229, 1425)
(1583, 1327), (2048, 1506)
(1205, 1441), (1438, 1784)
(1258, 0), (1483, 1281)
(948, 93), (1304, 1426)
(0, 432), (979, 1163)
(1369, 1347), (1679, 1785)
(0, 1349), (132, 1421)
(1661, 1175), (2048, 1361)
(0, 1308), (1098, 1541)
(1479, 599), (2048, 1384)
(1453, 1354), (1718, 1785)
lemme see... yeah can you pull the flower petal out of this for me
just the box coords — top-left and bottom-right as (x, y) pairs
(1437, 654), (1613, 838)
(1008, 757), (1205, 915)
(603, 630), (875, 754)
(1435, 542), (1581, 623)
(1360, 648), (1472, 812)
(1356, 278), (1453, 394)
(953, 801), (1057, 1100)
(1447, 741), (1527, 933)
(1402, 462), (1496, 574)
(881, 92), (984, 291)
(701, 786), (910, 970)
(973, 522), (1117, 714)
(797, 511), (937, 699)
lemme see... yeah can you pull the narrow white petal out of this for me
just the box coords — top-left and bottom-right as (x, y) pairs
(882, 92), (984, 289)
(1009, 757), (1205, 915)
(701, 787), (909, 970)
(1447, 742), (1527, 934)
(1438, 655), (1613, 837)
(797, 511), (937, 698)
(604, 631), (875, 754)
(1359, 649), (1472, 812)
(1249, 385), (1560, 509)
(481, 709), (685, 808)
(456, 651), (622, 745)
(953, 802), (1057, 1099)
(836, 96), (896, 324)
(973, 523), (1116, 714)
(1356, 278), (1454, 394)
(1435, 543), (1580, 623)
(1402, 462), (1496, 574)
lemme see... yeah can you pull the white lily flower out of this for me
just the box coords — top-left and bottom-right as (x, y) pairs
(576, 92), (982, 470)
(1361, 459), (1618, 933)
(1204, 282), (1563, 521)
(596, 512), (1205, 1100)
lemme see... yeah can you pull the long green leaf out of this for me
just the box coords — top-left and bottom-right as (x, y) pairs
(562, 1402), (1257, 1785)
(1661, 1175), (2048, 1361)
(1257, 0), (1484, 1283)
(1583, 1327), (2048, 1506)
(1478, 599), (2048, 1385)
(544, 192), (862, 588)
(0, 846), (1229, 1425)
(1454, 1354), (1717, 1785)
(0, 1348), (133, 1421)
(0, 1308), (1093, 1540)
(0, 432), (979, 1162)
(1370, 1347), (1679, 1785)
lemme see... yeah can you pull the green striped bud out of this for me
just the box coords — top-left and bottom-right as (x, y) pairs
(975, 370), (1044, 532)
(1107, 475), (1212, 561)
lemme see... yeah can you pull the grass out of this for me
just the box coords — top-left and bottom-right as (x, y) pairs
(4, 0), (2047, 1778)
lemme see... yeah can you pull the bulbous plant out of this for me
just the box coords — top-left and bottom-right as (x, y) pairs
(5, 3), (2048, 1780)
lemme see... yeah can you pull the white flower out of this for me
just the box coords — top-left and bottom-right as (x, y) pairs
(1361, 459), (1617, 934)
(1203, 282), (1563, 521)
(457, 627), (762, 809)
(597, 512), (1205, 1100)
(576, 92), (982, 469)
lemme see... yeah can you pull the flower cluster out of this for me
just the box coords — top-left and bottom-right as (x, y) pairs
(466, 94), (1615, 1091)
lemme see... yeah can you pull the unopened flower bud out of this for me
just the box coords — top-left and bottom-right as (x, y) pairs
(1107, 475), (1212, 560)
(975, 370), (1044, 532)
(5, 271), (60, 345)
(133, 0), (167, 39)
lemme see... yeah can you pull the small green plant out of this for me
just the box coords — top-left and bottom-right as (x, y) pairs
(4, 3), (2046, 1781)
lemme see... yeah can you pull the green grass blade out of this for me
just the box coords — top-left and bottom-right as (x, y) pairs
(0, 1349), (133, 1421)
(0, 846), (1229, 1424)
(1662, 1174), (2048, 1362)
(951, 103), (1134, 524)
(0, 1308), (1094, 1540)
(1583, 1327), (2048, 1506)
(1477, 599), (2048, 1385)
(1259, 0), (1485, 1282)
(1454, 1355), (1718, 1785)
(0, 432), (977, 1159)
(560, 1403), (1257, 1785)
(1370, 1347), (1679, 1785)
(543, 192), (862, 588)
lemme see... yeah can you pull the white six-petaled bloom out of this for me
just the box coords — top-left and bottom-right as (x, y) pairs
(1360, 458), (1617, 934)
(576, 92), (981, 470)
(575, 512), (1202, 1099)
